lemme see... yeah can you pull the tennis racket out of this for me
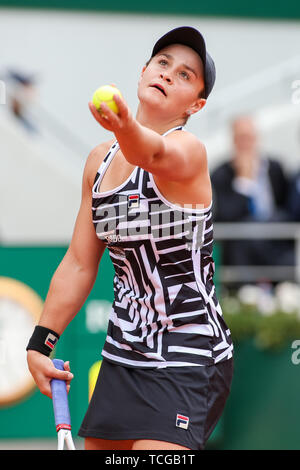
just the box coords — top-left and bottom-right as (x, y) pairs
(51, 358), (75, 450)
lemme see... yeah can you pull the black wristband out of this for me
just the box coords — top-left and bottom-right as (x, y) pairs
(26, 325), (60, 357)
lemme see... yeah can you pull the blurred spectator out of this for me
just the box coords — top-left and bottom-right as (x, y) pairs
(287, 170), (300, 221)
(211, 115), (294, 267)
(6, 69), (38, 133)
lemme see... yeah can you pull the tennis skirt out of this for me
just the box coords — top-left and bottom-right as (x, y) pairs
(78, 357), (234, 450)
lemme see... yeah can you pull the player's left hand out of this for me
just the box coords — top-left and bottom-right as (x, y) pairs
(88, 91), (134, 134)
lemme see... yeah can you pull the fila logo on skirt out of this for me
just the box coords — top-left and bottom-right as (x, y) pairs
(176, 413), (189, 430)
(128, 194), (140, 209)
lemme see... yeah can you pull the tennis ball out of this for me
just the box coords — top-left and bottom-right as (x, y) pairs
(92, 85), (122, 114)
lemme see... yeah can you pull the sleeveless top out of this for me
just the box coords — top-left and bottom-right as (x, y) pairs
(92, 126), (233, 368)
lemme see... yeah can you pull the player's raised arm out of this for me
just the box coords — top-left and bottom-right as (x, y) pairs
(116, 117), (207, 181)
(89, 96), (206, 182)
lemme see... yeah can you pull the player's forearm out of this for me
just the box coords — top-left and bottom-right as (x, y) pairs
(115, 119), (165, 167)
(38, 256), (98, 335)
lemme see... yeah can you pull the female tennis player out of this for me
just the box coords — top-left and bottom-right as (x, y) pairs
(27, 26), (233, 451)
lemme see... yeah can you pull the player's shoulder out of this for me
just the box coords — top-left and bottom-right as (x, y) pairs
(166, 129), (207, 173)
(166, 128), (207, 154)
(84, 139), (115, 186)
(86, 139), (115, 167)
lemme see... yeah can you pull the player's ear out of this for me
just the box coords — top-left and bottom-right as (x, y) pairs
(185, 98), (206, 117)
(138, 65), (147, 85)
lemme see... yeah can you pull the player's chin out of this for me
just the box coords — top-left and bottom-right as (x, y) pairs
(149, 87), (168, 101)
(139, 86), (165, 101)
(140, 93), (169, 112)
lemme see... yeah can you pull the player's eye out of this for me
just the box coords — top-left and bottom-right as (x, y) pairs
(158, 59), (168, 66)
(179, 70), (190, 80)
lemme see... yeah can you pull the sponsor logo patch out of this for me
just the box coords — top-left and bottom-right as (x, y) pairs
(128, 194), (140, 209)
(176, 413), (189, 430)
(45, 333), (58, 350)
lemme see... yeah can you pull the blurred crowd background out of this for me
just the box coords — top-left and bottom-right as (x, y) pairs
(1, 0), (300, 450)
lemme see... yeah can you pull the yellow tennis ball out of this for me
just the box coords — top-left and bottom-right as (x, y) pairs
(92, 85), (122, 114)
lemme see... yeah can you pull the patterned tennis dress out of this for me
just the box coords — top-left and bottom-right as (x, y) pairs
(91, 126), (233, 368)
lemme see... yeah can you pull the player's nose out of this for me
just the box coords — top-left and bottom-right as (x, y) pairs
(160, 72), (173, 84)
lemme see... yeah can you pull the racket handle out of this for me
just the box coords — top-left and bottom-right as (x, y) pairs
(51, 359), (71, 432)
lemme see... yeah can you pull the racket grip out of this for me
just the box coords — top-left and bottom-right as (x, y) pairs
(51, 359), (71, 432)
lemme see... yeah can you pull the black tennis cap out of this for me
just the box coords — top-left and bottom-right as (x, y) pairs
(151, 26), (216, 99)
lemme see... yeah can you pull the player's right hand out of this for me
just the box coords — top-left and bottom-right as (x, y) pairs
(27, 350), (74, 398)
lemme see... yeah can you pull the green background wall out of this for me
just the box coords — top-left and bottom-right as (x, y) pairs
(0, 0), (300, 19)
(0, 246), (113, 438)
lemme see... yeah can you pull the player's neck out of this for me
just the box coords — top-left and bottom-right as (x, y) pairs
(135, 105), (185, 135)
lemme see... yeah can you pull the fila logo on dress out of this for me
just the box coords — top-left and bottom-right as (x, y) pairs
(128, 194), (140, 209)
